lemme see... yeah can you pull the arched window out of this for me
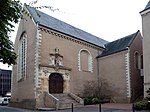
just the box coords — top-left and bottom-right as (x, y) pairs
(141, 55), (143, 69)
(134, 52), (140, 69)
(17, 32), (27, 81)
(78, 49), (93, 72)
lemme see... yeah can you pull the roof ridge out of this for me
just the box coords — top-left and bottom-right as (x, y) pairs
(105, 31), (139, 47)
(140, 0), (150, 13)
(127, 30), (139, 47)
(145, 0), (150, 10)
(25, 5), (108, 48)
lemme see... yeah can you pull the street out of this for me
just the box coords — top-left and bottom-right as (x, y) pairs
(0, 106), (128, 112)
(0, 106), (30, 112)
(0, 105), (149, 112)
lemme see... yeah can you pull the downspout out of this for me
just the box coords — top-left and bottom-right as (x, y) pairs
(96, 50), (101, 98)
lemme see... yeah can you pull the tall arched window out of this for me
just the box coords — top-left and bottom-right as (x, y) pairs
(17, 32), (27, 81)
(78, 49), (93, 72)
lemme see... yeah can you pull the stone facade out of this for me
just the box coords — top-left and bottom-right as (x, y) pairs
(10, 5), (143, 109)
(10, 8), (102, 109)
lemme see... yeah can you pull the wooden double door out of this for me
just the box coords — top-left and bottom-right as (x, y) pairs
(49, 73), (63, 93)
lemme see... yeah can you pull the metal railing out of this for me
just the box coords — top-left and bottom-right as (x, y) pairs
(70, 103), (137, 112)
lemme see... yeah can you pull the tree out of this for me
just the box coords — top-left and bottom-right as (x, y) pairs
(0, 0), (58, 66)
(0, 0), (23, 65)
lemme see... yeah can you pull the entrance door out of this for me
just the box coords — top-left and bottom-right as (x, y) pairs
(49, 73), (63, 93)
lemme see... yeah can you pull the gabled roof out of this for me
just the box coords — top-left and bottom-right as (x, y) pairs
(97, 31), (139, 58)
(25, 5), (108, 48)
(144, 1), (150, 11)
(140, 0), (150, 13)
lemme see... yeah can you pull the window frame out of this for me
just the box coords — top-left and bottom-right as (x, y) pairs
(78, 49), (93, 72)
(17, 32), (27, 81)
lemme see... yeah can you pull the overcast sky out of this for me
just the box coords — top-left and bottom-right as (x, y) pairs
(1, 0), (149, 70)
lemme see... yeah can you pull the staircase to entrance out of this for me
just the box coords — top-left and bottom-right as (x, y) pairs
(38, 92), (84, 110)
(52, 93), (84, 109)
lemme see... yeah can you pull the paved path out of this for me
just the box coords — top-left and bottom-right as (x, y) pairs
(0, 103), (149, 112)
(51, 103), (148, 112)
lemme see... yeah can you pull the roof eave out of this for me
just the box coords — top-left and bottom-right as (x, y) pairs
(127, 30), (139, 47)
(97, 48), (128, 58)
(38, 24), (105, 49)
(140, 8), (150, 15)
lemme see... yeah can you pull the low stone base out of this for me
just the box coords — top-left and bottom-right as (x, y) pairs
(9, 99), (36, 110)
(111, 97), (131, 103)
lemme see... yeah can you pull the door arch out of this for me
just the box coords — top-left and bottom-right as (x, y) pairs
(49, 73), (63, 94)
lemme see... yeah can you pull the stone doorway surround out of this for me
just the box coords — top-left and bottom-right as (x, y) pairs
(37, 65), (71, 96)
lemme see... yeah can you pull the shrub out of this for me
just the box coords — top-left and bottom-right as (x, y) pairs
(84, 96), (110, 105)
(83, 79), (112, 98)
(146, 88), (150, 100)
(134, 100), (148, 110)
(92, 97), (99, 104)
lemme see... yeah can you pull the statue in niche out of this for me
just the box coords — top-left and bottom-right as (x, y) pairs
(58, 57), (63, 66)
(49, 56), (55, 66)
(49, 48), (63, 67)
(54, 47), (59, 54)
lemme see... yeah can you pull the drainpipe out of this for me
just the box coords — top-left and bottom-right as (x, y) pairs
(96, 50), (101, 98)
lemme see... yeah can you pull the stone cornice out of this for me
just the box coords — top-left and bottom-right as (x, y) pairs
(140, 8), (150, 16)
(38, 26), (104, 50)
(39, 64), (72, 71)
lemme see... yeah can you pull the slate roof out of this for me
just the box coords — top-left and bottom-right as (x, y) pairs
(97, 31), (139, 58)
(144, 1), (150, 10)
(25, 5), (108, 48)
(140, 0), (150, 12)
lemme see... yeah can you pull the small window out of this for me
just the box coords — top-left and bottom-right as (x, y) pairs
(141, 55), (143, 69)
(134, 52), (141, 69)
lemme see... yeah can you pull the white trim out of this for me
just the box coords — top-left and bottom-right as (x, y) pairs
(34, 26), (42, 98)
(140, 9), (150, 16)
(78, 53), (81, 71)
(125, 50), (131, 98)
(78, 49), (93, 72)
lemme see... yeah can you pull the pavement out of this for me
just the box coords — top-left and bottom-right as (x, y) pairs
(0, 103), (149, 112)
(50, 103), (149, 112)
(101, 103), (132, 110)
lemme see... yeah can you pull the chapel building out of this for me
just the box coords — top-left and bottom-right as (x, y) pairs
(10, 4), (143, 109)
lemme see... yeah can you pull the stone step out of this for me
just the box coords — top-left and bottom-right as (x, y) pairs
(52, 93), (82, 109)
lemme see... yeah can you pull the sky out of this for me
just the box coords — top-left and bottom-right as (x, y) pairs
(0, 0), (149, 70)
